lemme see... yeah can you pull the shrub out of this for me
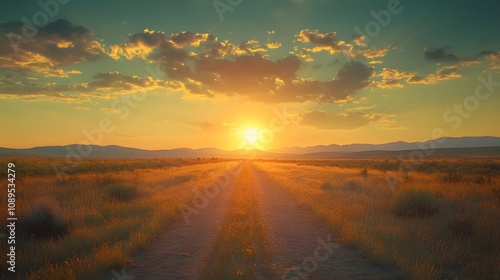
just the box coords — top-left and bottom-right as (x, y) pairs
(441, 172), (462, 183)
(161, 175), (195, 188)
(321, 182), (335, 190)
(448, 216), (474, 239)
(342, 179), (366, 193)
(359, 168), (369, 178)
(20, 198), (70, 239)
(107, 183), (140, 202)
(393, 188), (439, 218)
(493, 187), (500, 202)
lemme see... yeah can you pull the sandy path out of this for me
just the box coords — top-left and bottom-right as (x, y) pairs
(125, 166), (239, 280)
(251, 164), (398, 280)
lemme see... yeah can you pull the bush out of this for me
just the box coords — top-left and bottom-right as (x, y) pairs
(393, 188), (439, 218)
(321, 182), (335, 190)
(107, 183), (140, 202)
(493, 187), (500, 202)
(441, 172), (462, 183)
(20, 198), (70, 239)
(342, 179), (366, 193)
(359, 168), (369, 178)
(448, 216), (474, 239)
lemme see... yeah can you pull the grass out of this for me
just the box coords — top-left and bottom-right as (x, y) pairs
(200, 163), (272, 280)
(448, 216), (474, 239)
(321, 181), (335, 190)
(19, 197), (71, 239)
(1, 157), (498, 279)
(393, 188), (439, 218)
(342, 179), (368, 193)
(107, 183), (141, 202)
(254, 159), (500, 280)
(0, 157), (233, 279)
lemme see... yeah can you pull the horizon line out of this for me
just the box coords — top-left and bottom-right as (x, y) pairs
(1, 135), (499, 151)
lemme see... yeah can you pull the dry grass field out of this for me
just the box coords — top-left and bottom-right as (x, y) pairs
(0, 157), (498, 279)
(0, 157), (234, 279)
(254, 158), (500, 279)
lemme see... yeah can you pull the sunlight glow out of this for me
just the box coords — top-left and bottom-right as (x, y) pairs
(243, 128), (260, 145)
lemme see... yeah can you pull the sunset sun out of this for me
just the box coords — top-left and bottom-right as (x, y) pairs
(243, 128), (260, 145)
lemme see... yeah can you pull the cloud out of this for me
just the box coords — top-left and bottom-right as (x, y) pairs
(459, 57), (482, 67)
(424, 47), (459, 63)
(378, 79), (404, 89)
(299, 110), (380, 130)
(423, 47), (485, 69)
(479, 50), (500, 62)
(0, 19), (105, 76)
(191, 59), (373, 103)
(111, 29), (375, 103)
(376, 66), (462, 87)
(84, 72), (181, 93)
(479, 50), (500, 71)
(0, 72), (182, 101)
(296, 30), (392, 59)
(111, 29), (282, 64)
(297, 29), (345, 54)
(326, 61), (374, 99)
(191, 122), (227, 134)
(407, 66), (461, 84)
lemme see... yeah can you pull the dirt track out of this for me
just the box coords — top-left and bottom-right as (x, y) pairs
(126, 166), (239, 279)
(252, 165), (398, 280)
(124, 162), (397, 279)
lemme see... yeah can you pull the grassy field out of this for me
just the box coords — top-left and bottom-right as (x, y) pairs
(0, 157), (234, 279)
(0, 157), (498, 279)
(254, 158), (500, 280)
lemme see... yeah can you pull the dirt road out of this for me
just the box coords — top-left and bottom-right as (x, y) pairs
(126, 166), (240, 279)
(124, 162), (397, 279)
(252, 165), (398, 280)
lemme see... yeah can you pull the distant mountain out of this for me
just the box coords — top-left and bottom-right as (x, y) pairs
(291, 146), (500, 159)
(269, 136), (500, 155)
(0, 145), (272, 158)
(1, 136), (499, 159)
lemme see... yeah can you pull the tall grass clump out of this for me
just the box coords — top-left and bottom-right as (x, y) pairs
(448, 216), (474, 239)
(342, 179), (367, 193)
(107, 183), (140, 202)
(321, 181), (335, 190)
(19, 197), (70, 239)
(393, 188), (439, 218)
(359, 167), (369, 178)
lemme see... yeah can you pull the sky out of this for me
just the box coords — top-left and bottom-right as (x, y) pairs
(1, 0), (500, 150)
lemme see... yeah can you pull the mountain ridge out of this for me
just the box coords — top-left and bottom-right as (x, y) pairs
(1, 136), (499, 158)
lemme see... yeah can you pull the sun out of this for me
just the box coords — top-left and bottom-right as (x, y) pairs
(243, 128), (260, 145)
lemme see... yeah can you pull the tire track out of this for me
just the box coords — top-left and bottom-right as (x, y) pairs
(126, 165), (241, 280)
(252, 164), (398, 280)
